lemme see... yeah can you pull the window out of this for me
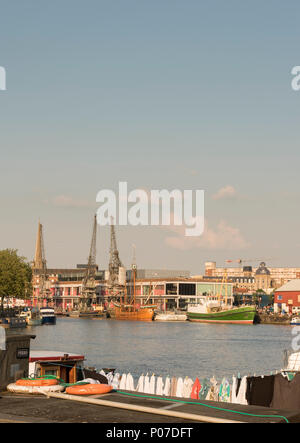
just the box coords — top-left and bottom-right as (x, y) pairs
(277, 295), (282, 301)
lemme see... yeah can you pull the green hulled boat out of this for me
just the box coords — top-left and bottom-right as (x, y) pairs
(187, 298), (256, 325)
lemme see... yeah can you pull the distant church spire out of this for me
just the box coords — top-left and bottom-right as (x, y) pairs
(32, 221), (46, 270)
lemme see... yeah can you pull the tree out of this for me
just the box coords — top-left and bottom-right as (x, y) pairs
(0, 249), (32, 308)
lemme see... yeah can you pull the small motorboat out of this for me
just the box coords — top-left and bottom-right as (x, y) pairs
(290, 317), (300, 325)
(154, 311), (187, 322)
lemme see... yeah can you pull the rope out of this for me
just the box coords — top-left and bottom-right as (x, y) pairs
(116, 390), (290, 423)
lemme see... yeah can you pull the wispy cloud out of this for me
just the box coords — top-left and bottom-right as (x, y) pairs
(164, 219), (250, 251)
(212, 185), (237, 200)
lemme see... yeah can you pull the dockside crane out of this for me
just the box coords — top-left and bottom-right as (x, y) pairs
(80, 215), (98, 311)
(107, 219), (125, 299)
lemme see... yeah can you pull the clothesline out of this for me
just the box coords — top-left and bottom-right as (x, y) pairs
(105, 369), (300, 408)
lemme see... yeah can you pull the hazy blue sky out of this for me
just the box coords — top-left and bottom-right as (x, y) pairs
(0, 1), (299, 273)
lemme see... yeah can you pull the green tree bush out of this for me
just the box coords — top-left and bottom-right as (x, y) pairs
(0, 249), (32, 308)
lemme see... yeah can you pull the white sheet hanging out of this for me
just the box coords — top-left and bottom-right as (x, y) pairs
(235, 376), (248, 405)
(176, 377), (184, 398)
(112, 373), (120, 390)
(144, 373), (150, 394)
(156, 376), (164, 396)
(125, 373), (135, 391)
(149, 374), (156, 394)
(136, 374), (145, 393)
(119, 373), (127, 390)
(163, 377), (171, 396)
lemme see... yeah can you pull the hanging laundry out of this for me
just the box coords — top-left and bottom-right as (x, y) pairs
(106, 372), (114, 385)
(231, 376), (241, 404)
(176, 377), (184, 398)
(149, 374), (156, 394)
(163, 377), (171, 396)
(191, 378), (201, 400)
(119, 373), (127, 390)
(206, 377), (219, 402)
(156, 376), (164, 396)
(125, 373), (135, 391)
(136, 374), (144, 393)
(246, 375), (275, 407)
(235, 376), (248, 405)
(199, 378), (210, 400)
(144, 373), (151, 394)
(219, 378), (231, 403)
(170, 377), (178, 397)
(112, 373), (120, 390)
(182, 377), (194, 398)
(271, 373), (300, 409)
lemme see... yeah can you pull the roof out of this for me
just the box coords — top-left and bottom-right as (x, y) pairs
(29, 350), (85, 362)
(255, 262), (271, 275)
(275, 279), (300, 292)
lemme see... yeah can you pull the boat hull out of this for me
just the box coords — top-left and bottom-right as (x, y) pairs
(113, 307), (154, 321)
(27, 318), (42, 326)
(155, 314), (187, 322)
(187, 306), (256, 324)
(41, 316), (56, 325)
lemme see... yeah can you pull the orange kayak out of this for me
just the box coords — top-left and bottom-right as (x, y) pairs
(66, 384), (113, 396)
(16, 379), (58, 387)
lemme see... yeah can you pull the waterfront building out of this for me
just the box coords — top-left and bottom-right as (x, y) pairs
(31, 266), (232, 312)
(204, 262), (300, 290)
(118, 278), (234, 311)
(31, 266), (106, 310)
(274, 280), (300, 314)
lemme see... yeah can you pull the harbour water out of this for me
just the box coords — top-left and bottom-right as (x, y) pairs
(29, 318), (293, 381)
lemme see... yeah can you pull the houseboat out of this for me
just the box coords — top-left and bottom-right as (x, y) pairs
(28, 350), (85, 383)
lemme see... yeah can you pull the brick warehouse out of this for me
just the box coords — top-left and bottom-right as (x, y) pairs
(274, 280), (300, 314)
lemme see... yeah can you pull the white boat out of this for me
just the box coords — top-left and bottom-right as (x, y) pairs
(19, 308), (42, 326)
(40, 307), (56, 325)
(154, 312), (187, 322)
(290, 317), (300, 325)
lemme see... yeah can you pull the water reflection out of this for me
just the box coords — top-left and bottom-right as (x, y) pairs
(29, 318), (292, 380)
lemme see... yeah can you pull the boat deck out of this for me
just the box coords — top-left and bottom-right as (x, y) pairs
(0, 390), (299, 423)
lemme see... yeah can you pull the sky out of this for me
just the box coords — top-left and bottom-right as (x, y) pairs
(0, 0), (300, 274)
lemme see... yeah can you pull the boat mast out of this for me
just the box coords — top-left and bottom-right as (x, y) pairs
(132, 244), (137, 311)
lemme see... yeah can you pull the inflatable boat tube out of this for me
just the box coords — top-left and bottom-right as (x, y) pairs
(66, 383), (113, 396)
(7, 383), (64, 395)
(16, 378), (58, 387)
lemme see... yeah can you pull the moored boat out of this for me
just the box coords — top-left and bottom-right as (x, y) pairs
(290, 317), (300, 325)
(113, 302), (155, 321)
(0, 316), (27, 328)
(19, 308), (42, 326)
(187, 301), (256, 324)
(154, 311), (187, 322)
(40, 307), (56, 325)
(29, 350), (85, 382)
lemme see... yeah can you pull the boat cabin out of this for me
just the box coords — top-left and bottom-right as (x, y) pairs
(29, 351), (85, 384)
